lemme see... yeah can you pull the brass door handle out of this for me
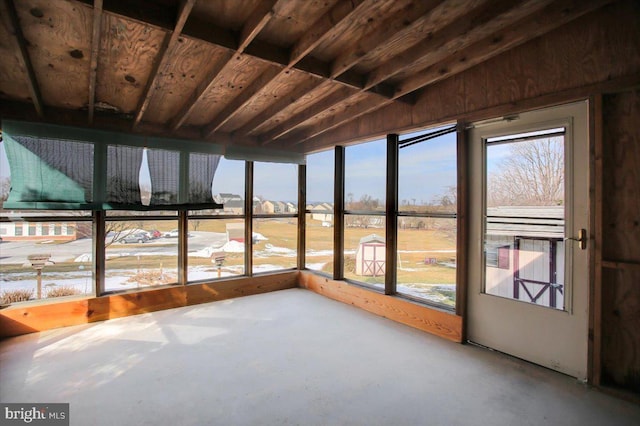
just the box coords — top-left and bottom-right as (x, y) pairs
(565, 228), (587, 250)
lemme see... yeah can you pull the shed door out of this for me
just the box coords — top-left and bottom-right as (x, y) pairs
(467, 102), (590, 379)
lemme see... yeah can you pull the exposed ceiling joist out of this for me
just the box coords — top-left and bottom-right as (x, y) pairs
(202, 66), (282, 138)
(132, 0), (195, 128)
(201, 0), (375, 138)
(289, 0), (369, 66)
(394, 0), (615, 98)
(81, 0), (403, 104)
(171, 1), (282, 133)
(330, 0), (446, 78)
(294, 0), (615, 147)
(239, 0), (279, 53)
(2, 0), (44, 117)
(232, 77), (324, 137)
(261, 85), (356, 144)
(87, 0), (103, 124)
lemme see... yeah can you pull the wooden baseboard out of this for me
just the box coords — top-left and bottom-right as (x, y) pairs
(1, 271), (462, 343)
(0, 272), (298, 338)
(298, 271), (463, 342)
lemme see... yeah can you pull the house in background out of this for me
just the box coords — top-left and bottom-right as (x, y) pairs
(309, 203), (334, 224)
(0, 221), (90, 242)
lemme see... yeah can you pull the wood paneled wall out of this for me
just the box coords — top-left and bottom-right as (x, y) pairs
(0, 272), (298, 338)
(600, 89), (640, 395)
(1, 271), (463, 344)
(299, 272), (463, 343)
(306, 0), (640, 151)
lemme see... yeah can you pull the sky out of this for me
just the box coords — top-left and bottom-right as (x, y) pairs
(0, 126), (459, 205)
(212, 127), (459, 204)
(306, 128), (458, 204)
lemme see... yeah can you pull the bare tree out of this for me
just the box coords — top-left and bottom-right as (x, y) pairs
(488, 137), (564, 206)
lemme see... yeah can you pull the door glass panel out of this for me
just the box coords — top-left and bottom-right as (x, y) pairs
(484, 130), (566, 310)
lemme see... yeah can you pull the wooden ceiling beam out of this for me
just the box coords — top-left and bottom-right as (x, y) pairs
(85, 0), (402, 104)
(239, 0), (278, 53)
(220, 0), (374, 137)
(292, 0), (615, 147)
(289, 0), (369, 66)
(364, 0), (512, 89)
(232, 77), (324, 137)
(87, 0), (103, 125)
(291, 97), (394, 146)
(202, 66), (282, 138)
(169, 50), (234, 132)
(171, 1), (280, 132)
(394, 0), (615, 98)
(330, 0), (446, 78)
(1, 0), (44, 117)
(132, 0), (195, 128)
(366, 0), (553, 89)
(260, 85), (357, 144)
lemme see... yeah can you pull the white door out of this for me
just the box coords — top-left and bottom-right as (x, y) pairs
(467, 101), (590, 380)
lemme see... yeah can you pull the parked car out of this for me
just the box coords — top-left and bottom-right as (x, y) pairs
(119, 232), (149, 244)
(164, 229), (179, 238)
(148, 229), (162, 239)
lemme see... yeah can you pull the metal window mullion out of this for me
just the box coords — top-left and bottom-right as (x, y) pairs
(93, 210), (105, 296)
(298, 163), (306, 270)
(334, 146), (345, 280)
(178, 210), (187, 285)
(456, 120), (469, 322)
(245, 161), (254, 277)
(386, 134), (399, 295)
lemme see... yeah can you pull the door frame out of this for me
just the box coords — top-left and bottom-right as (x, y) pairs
(466, 101), (590, 380)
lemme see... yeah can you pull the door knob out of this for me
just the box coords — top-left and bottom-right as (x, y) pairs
(565, 228), (587, 250)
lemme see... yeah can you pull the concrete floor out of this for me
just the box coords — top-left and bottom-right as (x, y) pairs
(1, 288), (639, 426)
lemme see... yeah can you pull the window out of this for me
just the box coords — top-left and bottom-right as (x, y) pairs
(306, 150), (334, 273)
(104, 213), (178, 293)
(344, 139), (386, 287)
(253, 162), (298, 274)
(0, 214), (94, 303)
(188, 158), (246, 282)
(484, 129), (566, 310)
(396, 126), (457, 307)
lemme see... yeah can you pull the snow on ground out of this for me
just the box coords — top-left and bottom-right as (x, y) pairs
(305, 249), (334, 257)
(190, 240), (245, 258)
(253, 232), (268, 241)
(305, 263), (328, 271)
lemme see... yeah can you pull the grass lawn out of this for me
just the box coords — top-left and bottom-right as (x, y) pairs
(1, 218), (457, 305)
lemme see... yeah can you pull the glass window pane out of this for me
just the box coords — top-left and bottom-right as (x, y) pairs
(484, 135), (565, 310)
(344, 215), (385, 289)
(305, 213), (333, 273)
(253, 162), (297, 214)
(306, 150), (334, 272)
(105, 218), (178, 292)
(0, 219), (93, 303)
(252, 218), (297, 273)
(345, 140), (385, 211)
(396, 217), (457, 307)
(211, 158), (245, 215)
(399, 128), (457, 214)
(187, 218), (245, 281)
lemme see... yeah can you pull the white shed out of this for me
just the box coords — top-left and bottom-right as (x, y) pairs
(485, 206), (565, 309)
(355, 234), (385, 276)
